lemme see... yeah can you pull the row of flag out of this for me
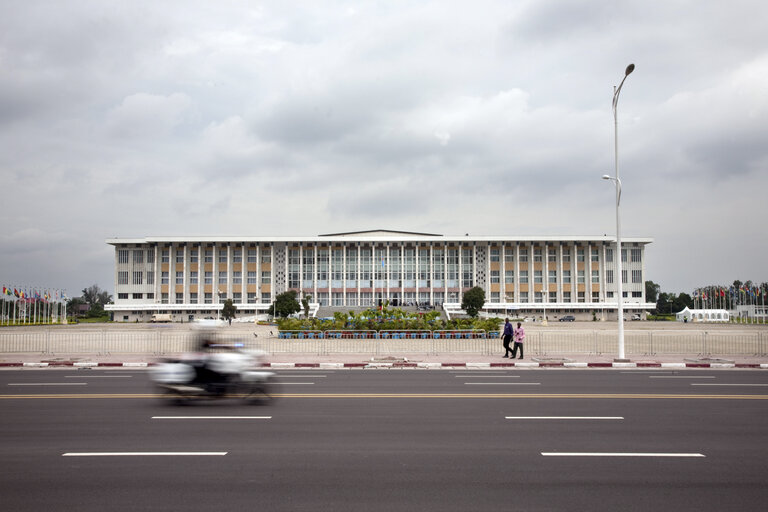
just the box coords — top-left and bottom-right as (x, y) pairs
(2, 286), (68, 303)
(692, 284), (766, 311)
(694, 285), (764, 301)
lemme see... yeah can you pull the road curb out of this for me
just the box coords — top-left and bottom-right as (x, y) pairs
(1, 361), (768, 369)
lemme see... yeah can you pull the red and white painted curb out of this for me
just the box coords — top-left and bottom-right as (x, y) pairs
(1, 361), (767, 369)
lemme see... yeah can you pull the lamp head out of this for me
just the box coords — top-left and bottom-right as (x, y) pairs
(625, 63), (635, 76)
(602, 175), (611, 180)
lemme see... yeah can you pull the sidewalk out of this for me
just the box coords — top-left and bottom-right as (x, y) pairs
(2, 351), (767, 369)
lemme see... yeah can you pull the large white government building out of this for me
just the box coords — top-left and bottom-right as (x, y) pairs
(106, 230), (655, 322)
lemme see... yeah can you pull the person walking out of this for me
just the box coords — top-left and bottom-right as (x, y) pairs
(501, 318), (514, 357)
(511, 322), (525, 359)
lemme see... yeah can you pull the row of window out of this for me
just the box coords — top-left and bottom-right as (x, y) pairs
(121, 246), (642, 266)
(120, 271), (272, 286)
(117, 292), (273, 304)
(119, 268), (643, 288)
(490, 290), (644, 303)
(118, 271), (155, 285)
(489, 269), (643, 285)
(488, 247), (642, 263)
(117, 249), (156, 265)
(117, 248), (273, 265)
(117, 293), (155, 300)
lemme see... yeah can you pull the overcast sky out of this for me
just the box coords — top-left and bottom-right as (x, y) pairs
(1, 0), (766, 298)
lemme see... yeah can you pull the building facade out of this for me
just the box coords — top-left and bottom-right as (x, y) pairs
(105, 230), (655, 322)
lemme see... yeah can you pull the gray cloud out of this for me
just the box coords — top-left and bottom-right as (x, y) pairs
(1, 0), (767, 296)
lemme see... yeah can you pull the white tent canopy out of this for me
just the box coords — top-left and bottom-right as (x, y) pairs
(676, 307), (730, 323)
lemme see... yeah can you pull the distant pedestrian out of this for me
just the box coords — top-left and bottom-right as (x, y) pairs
(511, 322), (525, 359)
(501, 318), (514, 358)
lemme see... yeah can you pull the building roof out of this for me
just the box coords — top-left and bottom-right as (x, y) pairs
(107, 233), (653, 245)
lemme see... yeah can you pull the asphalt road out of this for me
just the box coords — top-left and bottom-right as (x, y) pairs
(1, 368), (767, 511)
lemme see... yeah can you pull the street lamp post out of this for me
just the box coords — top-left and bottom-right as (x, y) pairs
(604, 63), (634, 362)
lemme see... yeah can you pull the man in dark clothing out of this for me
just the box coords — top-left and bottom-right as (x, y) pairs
(502, 318), (514, 358)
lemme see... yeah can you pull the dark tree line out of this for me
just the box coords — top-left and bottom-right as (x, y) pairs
(67, 284), (112, 318)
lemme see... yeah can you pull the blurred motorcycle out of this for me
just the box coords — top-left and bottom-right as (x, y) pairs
(150, 344), (277, 405)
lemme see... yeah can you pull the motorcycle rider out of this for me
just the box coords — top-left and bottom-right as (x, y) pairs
(191, 331), (231, 394)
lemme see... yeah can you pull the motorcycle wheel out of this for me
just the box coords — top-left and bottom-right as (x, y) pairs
(161, 387), (192, 406)
(244, 382), (275, 405)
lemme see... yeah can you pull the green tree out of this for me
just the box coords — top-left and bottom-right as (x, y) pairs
(301, 295), (311, 318)
(656, 292), (674, 314)
(269, 290), (301, 318)
(81, 284), (112, 307)
(87, 302), (105, 318)
(461, 287), (485, 318)
(645, 280), (660, 304)
(676, 292), (693, 310)
(66, 296), (86, 317)
(221, 299), (237, 323)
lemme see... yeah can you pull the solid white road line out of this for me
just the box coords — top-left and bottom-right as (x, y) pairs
(541, 452), (705, 457)
(65, 375), (133, 378)
(620, 371), (675, 374)
(464, 382), (540, 385)
(275, 375), (327, 378)
(649, 376), (716, 379)
(456, 375), (521, 378)
(690, 383), (768, 387)
(63, 452), (227, 457)
(278, 382), (315, 385)
(152, 416), (272, 420)
(507, 416), (623, 420)
(448, 372), (509, 374)
(8, 383), (87, 386)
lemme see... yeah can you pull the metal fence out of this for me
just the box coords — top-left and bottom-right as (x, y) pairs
(0, 329), (766, 357)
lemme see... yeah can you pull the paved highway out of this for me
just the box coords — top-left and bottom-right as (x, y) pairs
(1, 368), (767, 511)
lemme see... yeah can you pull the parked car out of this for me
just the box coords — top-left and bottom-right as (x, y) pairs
(559, 315), (575, 322)
(631, 314), (641, 321)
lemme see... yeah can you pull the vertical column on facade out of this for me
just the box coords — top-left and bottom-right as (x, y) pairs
(401, 243), (405, 305)
(414, 243), (419, 307)
(356, 244), (361, 307)
(183, 244), (188, 307)
(513, 243), (519, 306)
(313, 244), (317, 304)
(499, 242), (504, 305)
(151, 245), (156, 305)
(443, 243), (448, 302)
(255, 244), (260, 304)
(555, 242), (564, 303)
(604, 242), (611, 316)
(488, 243), (492, 303)
(528, 241), (535, 310)
(596, 242), (605, 320)
(428, 244), (433, 306)
(385, 243), (390, 303)
(227, 244), (232, 304)
(342, 242), (347, 307)
(586, 242), (592, 310)
(240, 243), (245, 305)
(571, 242), (577, 306)
(474, 243), (478, 299)
(212, 244), (217, 305)
(640, 245), (646, 304)
(299, 244), (303, 300)
(458, 243), (462, 303)
(543, 242), (548, 314)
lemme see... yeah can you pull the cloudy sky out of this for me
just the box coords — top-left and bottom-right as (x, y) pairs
(1, 0), (766, 298)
